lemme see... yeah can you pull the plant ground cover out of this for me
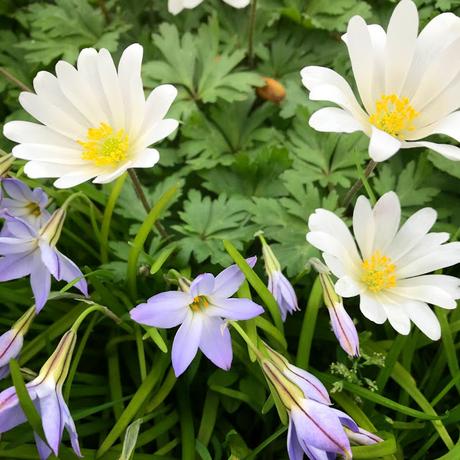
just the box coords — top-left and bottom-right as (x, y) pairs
(0, 0), (460, 459)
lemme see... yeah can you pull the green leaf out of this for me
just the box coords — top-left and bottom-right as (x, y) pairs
(174, 190), (256, 265)
(16, 0), (129, 65)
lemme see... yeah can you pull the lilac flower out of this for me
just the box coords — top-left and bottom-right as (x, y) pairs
(0, 306), (35, 379)
(257, 232), (299, 321)
(311, 258), (359, 357)
(0, 179), (50, 228)
(0, 209), (88, 311)
(131, 257), (264, 376)
(0, 330), (81, 459)
(260, 346), (381, 460)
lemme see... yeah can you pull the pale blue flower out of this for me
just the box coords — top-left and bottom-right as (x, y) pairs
(131, 257), (264, 376)
(0, 330), (81, 460)
(0, 209), (88, 311)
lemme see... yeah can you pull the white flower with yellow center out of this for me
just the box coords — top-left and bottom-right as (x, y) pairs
(306, 192), (460, 340)
(301, 0), (460, 162)
(3, 44), (178, 188)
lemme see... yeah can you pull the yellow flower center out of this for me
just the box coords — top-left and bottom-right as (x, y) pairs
(190, 296), (209, 312)
(78, 122), (129, 166)
(361, 250), (396, 293)
(369, 94), (419, 139)
(26, 201), (41, 217)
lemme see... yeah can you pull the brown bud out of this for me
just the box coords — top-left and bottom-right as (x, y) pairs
(256, 77), (286, 103)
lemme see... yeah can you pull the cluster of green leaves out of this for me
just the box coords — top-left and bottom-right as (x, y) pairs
(1, 0), (460, 459)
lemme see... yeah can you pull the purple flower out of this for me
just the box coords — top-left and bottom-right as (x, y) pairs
(260, 345), (380, 460)
(0, 330), (81, 460)
(131, 257), (264, 376)
(311, 258), (359, 357)
(0, 209), (88, 311)
(0, 178), (50, 228)
(0, 306), (35, 379)
(257, 232), (299, 321)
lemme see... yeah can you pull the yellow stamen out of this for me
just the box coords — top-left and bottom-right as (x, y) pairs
(78, 122), (129, 166)
(361, 250), (396, 293)
(369, 94), (419, 139)
(26, 201), (41, 217)
(190, 296), (209, 312)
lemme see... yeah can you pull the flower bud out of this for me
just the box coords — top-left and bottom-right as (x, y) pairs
(311, 258), (360, 357)
(37, 330), (76, 384)
(256, 77), (286, 103)
(0, 153), (14, 177)
(39, 208), (66, 246)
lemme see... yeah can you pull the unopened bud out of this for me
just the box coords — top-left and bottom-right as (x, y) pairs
(39, 208), (66, 246)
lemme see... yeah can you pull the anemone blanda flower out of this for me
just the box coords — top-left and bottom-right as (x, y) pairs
(0, 330), (81, 459)
(130, 257), (264, 376)
(0, 209), (88, 311)
(306, 192), (460, 340)
(261, 346), (381, 460)
(301, 0), (460, 162)
(257, 232), (299, 321)
(311, 258), (359, 357)
(0, 306), (35, 380)
(0, 178), (50, 228)
(3, 44), (178, 188)
(168, 0), (249, 15)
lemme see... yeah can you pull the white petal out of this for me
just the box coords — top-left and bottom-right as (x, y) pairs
(12, 144), (85, 165)
(410, 37), (460, 113)
(131, 148), (160, 168)
(223, 0), (250, 7)
(3, 121), (76, 147)
(403, 140), (460, 161)
(394, 279), (457, 308)
(300, 66), (368, 123)
(379, 294), (411, 335)
(32, 71), (90, 128)
(322, 253), (346, 278)
(384, 0), (418, 95)
(344, 16), (376, 114)
(19, 92), (86, 140)
(359, 293), (387, 324)
(93, 161), (132, 184)
(335, 276), (363, 298)
(372, 191), (401, 252)
(352, 195), (375, 259)
(309, 107), (363, 133)
(396, 232), (450, 268)
(142, 84), (178, 132)
(135, 119), (178, 149)
(396, 242), (460, 278)
(388, 207), (437, 262)
(118, 43), (145, 138)
(403, 13), (460, 99)
(403, 300), (441, 340)
(368, 127), (401, 162)
(97, 48), (125, 129)
(24, 161), (79, 178)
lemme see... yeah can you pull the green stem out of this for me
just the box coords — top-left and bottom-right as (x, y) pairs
(230, 321), (262, 360)
(128, 169), (168, 238)
(296, 276), (322, 369)
(342, 159), (377, 209)
(100, 173), (127, 264)
(71, 304), (121, 333)
(127, 182), (180, 299)
(247, 0), (258, 67)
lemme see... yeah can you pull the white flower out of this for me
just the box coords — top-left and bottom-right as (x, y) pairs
(301, 0), (460, 163)
(3, 44), (178, 188)
(306, 192), (460, 340)
(168, 0), (249, 15)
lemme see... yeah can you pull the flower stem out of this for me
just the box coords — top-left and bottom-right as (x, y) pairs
(100, 173), (127, 264)
(247, 0), (258, 67)
(71, 303), (121, 333)
(128, 169), (168, 238)
(342, 159), (377, 209)
(0, 67), (31, 92)
(230, 321), (262, 360)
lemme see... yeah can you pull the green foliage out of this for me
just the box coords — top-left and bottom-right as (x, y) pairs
(15, 0), (130, 65)
(0, 0), (459, 459)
